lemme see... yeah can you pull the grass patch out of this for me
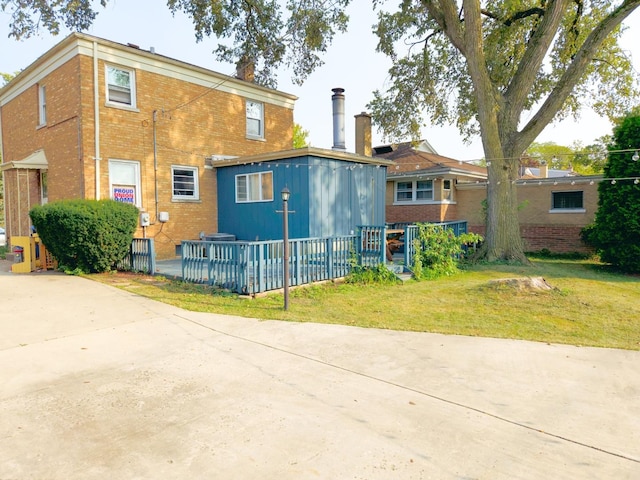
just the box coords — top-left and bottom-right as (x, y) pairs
(90, 258), (640, 350)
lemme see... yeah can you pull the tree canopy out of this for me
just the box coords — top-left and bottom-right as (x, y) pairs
(293, 123), (310, 149)
(3, 0), (640, 262)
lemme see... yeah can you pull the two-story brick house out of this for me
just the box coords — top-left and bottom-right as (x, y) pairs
(0, 33), (296, 259)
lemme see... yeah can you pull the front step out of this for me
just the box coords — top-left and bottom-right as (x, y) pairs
(385, 263), (412, 282)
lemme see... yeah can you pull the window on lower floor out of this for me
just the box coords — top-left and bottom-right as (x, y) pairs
(552, 191), (584, 210)
(236, 171), (273, 202)
(109, 159), (141, 207)
(172, 166), (199, 200)
(395, 179), (433, 202)
(443, 179), (452, 200)
(40, 171), (48, 204)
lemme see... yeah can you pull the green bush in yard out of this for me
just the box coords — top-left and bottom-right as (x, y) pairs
(582, 114), (640, 273)
(30, 199), (139, 273)
(412, 223), (483, 279)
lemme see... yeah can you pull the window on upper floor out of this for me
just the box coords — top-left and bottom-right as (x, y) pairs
(551, 191), (584, 212)
(394, 179), (433, 203)
(106, 65), (136, 108)
(38, 84), (47, 126)
(109, 159), (141, 207)
(236, 171), (273, 203)
(246, 100), (264, 139)
(172, 166), (199, 201)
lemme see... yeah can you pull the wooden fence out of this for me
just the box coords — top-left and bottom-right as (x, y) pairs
(181, 235), (355, 295)
(117, 238), (156, 274)
(177, 220), (468, 295)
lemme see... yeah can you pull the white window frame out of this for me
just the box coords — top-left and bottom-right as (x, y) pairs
(106, 65), (136, 108)
(394, 179), (434, 203)
(38, 84), (47, 126)
(172, 165), (200, 201)
(108, 159), (142, 207)
(40, 170), (48, 205)
(235, 171), (273, 203)
(442, 179), (453, 201)
(246, 100), (264, 139)
(550, 191), (585, 213)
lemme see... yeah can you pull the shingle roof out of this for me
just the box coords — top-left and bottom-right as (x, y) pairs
(374, 143), (487, 179)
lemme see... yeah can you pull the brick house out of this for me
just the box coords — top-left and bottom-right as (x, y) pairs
(376, 142), (487, 224)
(457, 175), (601, 254)
(0, 33), (296, 259)
(378, 142), (599, 253)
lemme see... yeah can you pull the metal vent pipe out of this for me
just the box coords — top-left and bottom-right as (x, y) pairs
(331, 88), (346, 151)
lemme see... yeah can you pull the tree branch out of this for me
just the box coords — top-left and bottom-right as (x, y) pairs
(517, 0), (640, 154)
(502, 0), (569, 141)
(481, 7), (546, 26)
(421, 0), (465, 53)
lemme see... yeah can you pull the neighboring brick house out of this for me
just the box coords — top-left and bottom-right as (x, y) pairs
(0, 33), (296, 259)
(457, 175), (601, 254)
(377, 142), (599, 253)
(375, 142), (487, 224)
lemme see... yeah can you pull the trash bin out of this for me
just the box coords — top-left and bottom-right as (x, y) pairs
(12, 246), (24, 263)
(204, 233), (236, 242)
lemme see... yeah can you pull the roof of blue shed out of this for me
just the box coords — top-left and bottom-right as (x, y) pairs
(207, 147), (395, 169)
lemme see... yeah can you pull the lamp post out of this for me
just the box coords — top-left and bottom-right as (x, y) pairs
(281, 187), (291, 311)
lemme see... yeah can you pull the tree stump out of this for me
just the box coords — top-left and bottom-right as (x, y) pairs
(487, 276), (555, 292)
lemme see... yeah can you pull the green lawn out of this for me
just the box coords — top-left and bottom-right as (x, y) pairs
(92, 257), (640, 350)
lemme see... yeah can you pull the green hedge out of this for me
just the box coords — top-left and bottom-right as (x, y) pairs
(30, 199), (139, 273)
(584, 115), (640, 273)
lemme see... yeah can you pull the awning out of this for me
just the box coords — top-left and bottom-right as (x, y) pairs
(0, 149), (48, 171)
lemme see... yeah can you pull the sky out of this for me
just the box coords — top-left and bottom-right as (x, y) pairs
(1, 0), (639, 162)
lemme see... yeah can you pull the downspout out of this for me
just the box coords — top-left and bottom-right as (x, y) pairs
(153, 110), (158, 220)
(0, 113), (6, 235)
(93, 41), (101, 199)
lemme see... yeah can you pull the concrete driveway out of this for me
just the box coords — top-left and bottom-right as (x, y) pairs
(1, 261), (639, 479)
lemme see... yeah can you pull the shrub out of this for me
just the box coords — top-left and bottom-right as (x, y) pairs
(412, 223), (483, 280)
(346, 263), (400, 285)
(30, 199), (139, 273)
(585, 115), (640, 273)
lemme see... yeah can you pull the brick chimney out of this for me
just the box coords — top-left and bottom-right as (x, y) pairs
(539, 160), (549, 178)
(355, 112), (372, 157)
(236, 56), (255, 83)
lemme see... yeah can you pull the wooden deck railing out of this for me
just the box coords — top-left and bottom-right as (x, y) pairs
(181, 235), (356, 295)
(178, 220), (469, 295)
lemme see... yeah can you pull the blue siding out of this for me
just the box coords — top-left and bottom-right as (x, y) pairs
(217, 158), (310, 240)
(217, 154), (387, 241)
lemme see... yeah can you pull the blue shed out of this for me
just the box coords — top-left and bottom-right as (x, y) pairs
(213, 147), (392, 241)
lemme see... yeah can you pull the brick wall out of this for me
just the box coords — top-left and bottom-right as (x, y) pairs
(2, 41), (294, 259)
(428, 181), (599, 254)
(385, 178), (458, 224)
(1, 57), (84, 238)
(77, 56), (294, 258)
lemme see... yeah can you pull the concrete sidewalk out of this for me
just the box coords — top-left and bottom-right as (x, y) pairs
(1, 262), (639, 479)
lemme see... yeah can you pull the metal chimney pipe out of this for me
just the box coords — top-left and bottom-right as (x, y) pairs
(332, 88), (346, 151)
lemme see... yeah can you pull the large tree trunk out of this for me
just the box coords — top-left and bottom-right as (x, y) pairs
(484, 156), (528, 262)
(460, 0), (529, 263)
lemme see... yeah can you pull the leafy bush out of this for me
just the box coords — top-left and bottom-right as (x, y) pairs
(412, 223), (483, 280)
(584, 115), (640, 273)
(30, 199), (139, 273)
(346, 262), (400, 285)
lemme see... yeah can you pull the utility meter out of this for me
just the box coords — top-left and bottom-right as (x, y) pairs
(140, 212), (151, 227)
